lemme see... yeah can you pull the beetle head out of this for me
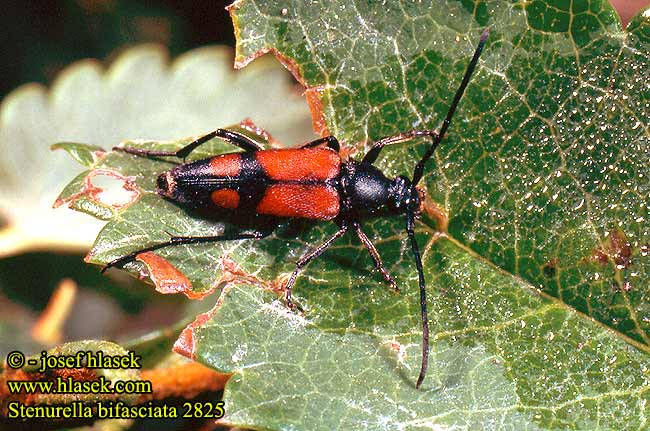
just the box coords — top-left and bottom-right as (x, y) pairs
(156, 172), (177, 199)
(387, 175), (420, 215)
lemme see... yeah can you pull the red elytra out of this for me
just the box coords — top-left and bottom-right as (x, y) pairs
(208, 153), (241, 176)
(256, 184), (340, 219)
(256, 147), (340, 181)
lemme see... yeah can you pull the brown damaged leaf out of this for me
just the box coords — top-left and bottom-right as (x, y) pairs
(591, 229), (634, 269)
(304, 87), (330, 136)
(135, 252), (194, 297)
(174, 306), (219, 360)
(216, 255), (282, 295)
(136, 249), (278, 301)
(138, 362), (229, 402)
(172, 255), (281, 359)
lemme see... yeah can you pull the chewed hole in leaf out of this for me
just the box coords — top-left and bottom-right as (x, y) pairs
(53, 168), (141, 211)
(87, 170), (141, 209)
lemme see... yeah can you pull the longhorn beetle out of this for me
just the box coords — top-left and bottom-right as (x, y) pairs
(104, 29), (488, 388)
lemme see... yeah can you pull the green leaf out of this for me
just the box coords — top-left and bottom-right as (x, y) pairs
(51, 142), (105, 168)
(226, 0), (649, 428)
(57, 0), (650, 429)
(230, 0), (650, 354)
(199, 239), (650, 430)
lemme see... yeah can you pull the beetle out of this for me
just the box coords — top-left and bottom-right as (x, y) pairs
(104, 29), (488, 388)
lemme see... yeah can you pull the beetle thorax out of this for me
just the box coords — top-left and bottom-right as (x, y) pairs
(342, 161), (418, 219)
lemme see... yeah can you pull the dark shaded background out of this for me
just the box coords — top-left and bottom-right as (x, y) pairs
(1, 0), (235, 99)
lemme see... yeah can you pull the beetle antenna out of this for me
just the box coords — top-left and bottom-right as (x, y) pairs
(412, 28), (489, 186)
(406, 206), (429, 388)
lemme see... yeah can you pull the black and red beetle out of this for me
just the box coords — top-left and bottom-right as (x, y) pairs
(105, 29), (488, 388)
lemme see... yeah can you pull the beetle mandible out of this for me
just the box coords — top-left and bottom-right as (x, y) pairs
(104, 29), (489, 388)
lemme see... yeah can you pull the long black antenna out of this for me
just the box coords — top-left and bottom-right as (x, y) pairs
(410, 28), (489, 389)
(406, 208), (429, 388)
(412, 28), (489, 186)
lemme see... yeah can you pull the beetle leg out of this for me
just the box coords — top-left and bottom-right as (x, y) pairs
(113, 129), (264, 160)
(101, 229), (273, 273)
(299, 136), (340, 152)
(284, 222), (348, 310)
(353, 222), (398, 292)
(361, 130), (438, 166)
(175, 129), (264, 157)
